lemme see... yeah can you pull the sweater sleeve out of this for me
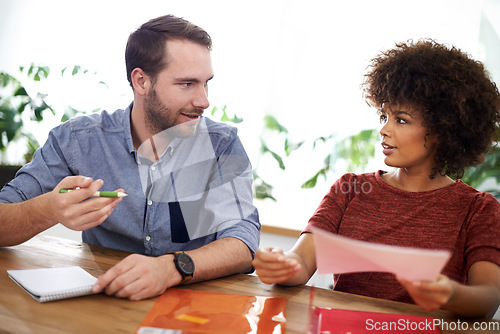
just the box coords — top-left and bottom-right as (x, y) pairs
(302, 173), (359, 234)
(464, 192), (500, 271)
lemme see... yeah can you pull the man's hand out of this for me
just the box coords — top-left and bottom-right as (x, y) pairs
(92, 254), (181, 300)
(0, 175), (125, 247)
(49, 176), (123, 231)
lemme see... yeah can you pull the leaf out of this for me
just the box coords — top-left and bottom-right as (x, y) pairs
(462, 144), (500, 187)
(263, 114), (288, 134)
(284, 138), (304, 156)
(27, 64), (34, 77)
(25, 64), (48, 81)
(33, 105), (46, 121)
(0, 72), (16, 87)
(323, 153), (332, 165)
(261, 140), (285, 170)
(269, 150), (285, 170)
(358, 129), (376, 140)
(312, 135), (334, 149)
(253, 172), (277, 201)
(301, 173), (319, 189)
(13, 87), (28, 97)
(220, 111), (230, 122)
(210, 106), (218, 116)
(210, 105), (243, 124)
(301, 169), (324, 189)
(16, 101), (29, 114)
(334, 128), (379, 172)
(301, 166), (329, 189)
(229, 114), (243, 124)
(38, 66), (50, 79)
(63, 105), (80, 121)
(72, 65), (81, 76)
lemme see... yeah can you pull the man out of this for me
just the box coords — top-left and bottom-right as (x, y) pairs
(0, 15), (260, 300)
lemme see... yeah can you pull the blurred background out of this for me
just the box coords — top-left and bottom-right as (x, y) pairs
(1, 0), (499, 231)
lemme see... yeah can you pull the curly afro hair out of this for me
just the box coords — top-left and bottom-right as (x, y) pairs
(363, 39), (500, 179)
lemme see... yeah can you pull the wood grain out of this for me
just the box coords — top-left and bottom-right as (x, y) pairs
(1, 236), (498, 334)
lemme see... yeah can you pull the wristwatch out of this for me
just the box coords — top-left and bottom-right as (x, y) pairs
(168, 251), (194, 284)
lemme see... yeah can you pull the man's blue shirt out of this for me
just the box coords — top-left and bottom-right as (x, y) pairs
(0, 104), (260, 256)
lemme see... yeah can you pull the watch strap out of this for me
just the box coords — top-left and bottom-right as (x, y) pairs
(167, 251), (193, 285)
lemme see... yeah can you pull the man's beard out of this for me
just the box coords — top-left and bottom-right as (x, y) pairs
(144, 87), (201, 139)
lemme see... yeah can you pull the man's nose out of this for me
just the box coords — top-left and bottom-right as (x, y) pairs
(193, 85), (209, 110)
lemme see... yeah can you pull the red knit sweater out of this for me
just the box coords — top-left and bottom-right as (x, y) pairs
(303, 171), (500, 304)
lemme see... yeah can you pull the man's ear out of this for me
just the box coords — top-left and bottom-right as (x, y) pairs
(130, 68), (149, 96)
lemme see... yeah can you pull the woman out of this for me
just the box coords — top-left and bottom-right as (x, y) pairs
(253, 39), (500, 318)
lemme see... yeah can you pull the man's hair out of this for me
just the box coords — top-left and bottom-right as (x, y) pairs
(363, 39), (500, 178)
(125, 14), (212, 87)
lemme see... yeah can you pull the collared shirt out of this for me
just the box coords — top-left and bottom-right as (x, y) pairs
(0, 104), (260, 256)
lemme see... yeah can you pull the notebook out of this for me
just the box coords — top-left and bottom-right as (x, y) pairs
(7, 266), (98, 302)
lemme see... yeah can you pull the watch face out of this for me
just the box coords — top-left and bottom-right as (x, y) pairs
(178, 253), (194, 275)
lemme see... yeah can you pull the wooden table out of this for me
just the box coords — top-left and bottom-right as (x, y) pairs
(1, 236), (498, 334)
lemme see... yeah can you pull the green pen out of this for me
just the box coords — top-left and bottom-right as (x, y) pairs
(59, 189), (128, 197)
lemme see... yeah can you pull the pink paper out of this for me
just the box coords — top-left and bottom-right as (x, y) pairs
(308, 307), (441, 334)
(310, 226), (451, 281)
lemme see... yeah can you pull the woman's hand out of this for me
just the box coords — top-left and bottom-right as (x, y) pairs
(397, 274), (455, 311)
(252, 247), (301, 284)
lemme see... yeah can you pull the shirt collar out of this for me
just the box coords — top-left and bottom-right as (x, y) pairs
(124, 102), (137, 158)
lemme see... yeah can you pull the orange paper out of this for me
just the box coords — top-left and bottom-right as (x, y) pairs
(137, 289), (286, 333)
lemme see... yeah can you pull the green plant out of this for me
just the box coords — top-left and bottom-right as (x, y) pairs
(461, 144), (500, 199)
(210, 105), (243, 124)
(253, 114), (304, 201)
(302, 129), (379, 189)
(209, 108), (286, 201)
(0, 64), (102, 165)
(250, 114), (380, 200)
(0, 65), (51, 163)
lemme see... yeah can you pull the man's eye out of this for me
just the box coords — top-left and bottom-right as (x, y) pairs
(179, 82), (192, 88)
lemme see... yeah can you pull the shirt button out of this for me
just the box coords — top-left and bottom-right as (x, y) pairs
(147, 200), (153, 206)
(151, 166), (156, 171)
(146, 236), (151, 241)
